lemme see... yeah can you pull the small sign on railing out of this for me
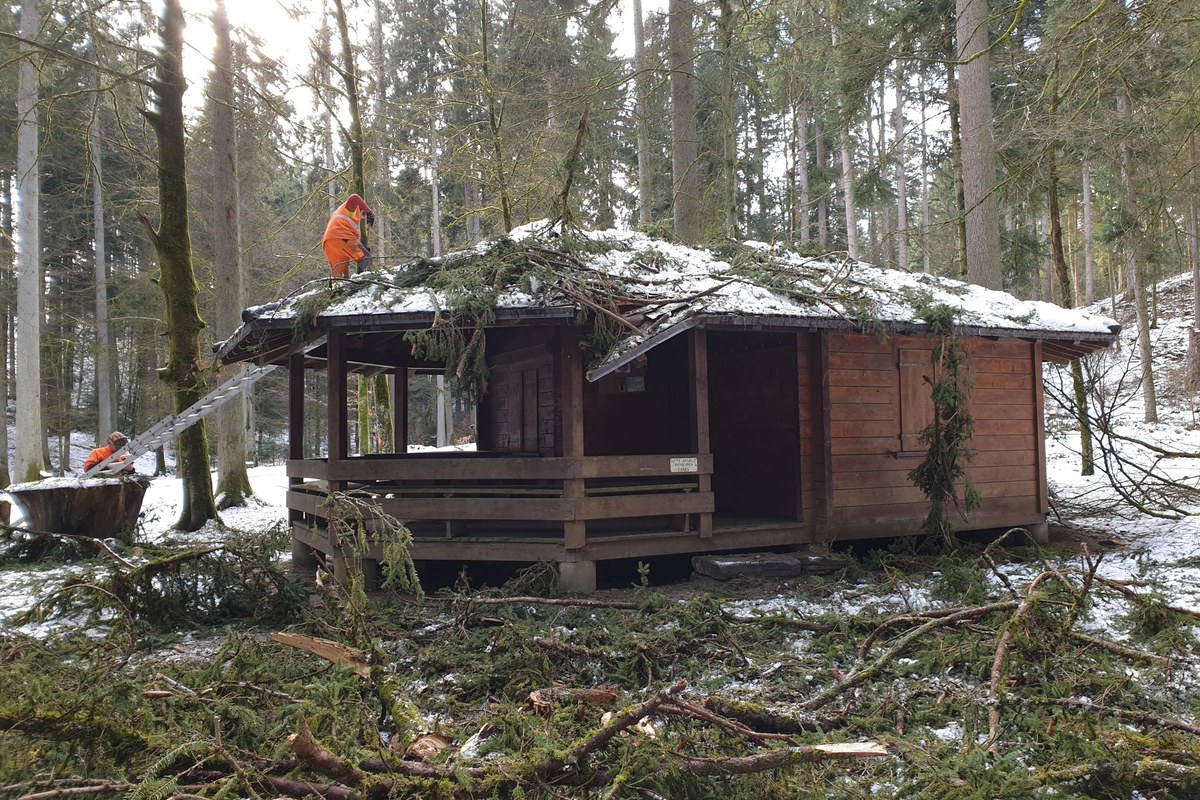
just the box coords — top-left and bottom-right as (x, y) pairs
(669, 457), (698, 473)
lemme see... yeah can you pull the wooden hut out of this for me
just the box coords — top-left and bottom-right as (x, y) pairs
(217, 225), (1118, 591)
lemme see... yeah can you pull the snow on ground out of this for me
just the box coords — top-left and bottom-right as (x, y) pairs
(3, 277), (1200, 637)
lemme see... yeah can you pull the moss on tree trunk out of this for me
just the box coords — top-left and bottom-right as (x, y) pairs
(141, 0), (218, 531)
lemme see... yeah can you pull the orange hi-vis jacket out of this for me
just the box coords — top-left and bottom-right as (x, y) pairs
(83, 445), (126, 473)
(322, 195), (372, 279)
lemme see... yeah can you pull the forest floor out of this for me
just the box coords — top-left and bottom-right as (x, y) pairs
(2, 279), (1200, 798)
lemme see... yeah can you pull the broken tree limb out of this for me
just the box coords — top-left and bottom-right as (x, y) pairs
(700, 696), (836, 734)
(1, 524), (137, 570)
(986, 573), (1058, 748)
(1096, 576), (1200, 621)
(858, 601), (1019, 661)
(288, 715), (368, 788)
(659, 700), (797, 743)
(536, 679), (688, 776)
(269, 632), (371, 678)
(804, 601), (1019, 713)
(1027, 697), (1200, 736)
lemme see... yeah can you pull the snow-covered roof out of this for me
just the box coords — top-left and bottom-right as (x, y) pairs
(219, 222), (1119, 372)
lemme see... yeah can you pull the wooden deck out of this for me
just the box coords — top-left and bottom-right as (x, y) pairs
(284, 452), (799, 574)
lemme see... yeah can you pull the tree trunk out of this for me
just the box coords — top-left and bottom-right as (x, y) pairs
(332, 0), (366, 208)
(1047, 144), (1094, 475)
(1082, 160), (1095, 305)
(211, 0), (253, 508)
(372, 1), (390, 262)
(893, 63), (908, 271)
(632, 0), (651, 227)
(830, 0), (858, 258)
(373, 373), (392, 452)
(945, 18), (967, 279)
(480, 0), (512, 233)
(0, 172), (10, 487)
(669, 0), (700, 245)
(89, 43), (116, 439)
(142, 0), (218, 529)
(1117, 92), (1157, 423)
(797, 102), (811, 245)
(815, 117), (828, 248)
(956, 0), (1002, 288)
(1186, 136), (1200, 393)
(717, 0), (738, 239)
(15, 0), (44, 484)
(919, 75), (931, 273)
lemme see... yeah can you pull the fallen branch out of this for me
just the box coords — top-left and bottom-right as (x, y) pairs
(462, 595), (641, 610)
(986, 573), (1056, 749)
(1027, 697), (1200, 736)
(802, 601), (1017, 715)
(536, 679), (689, 776)
(660, 699), (797, 743)
(288, 715), (368, 787)
(0, 524), (138, 570)
(670, 741), (890, 775)
(1096, 576), (1200, 621)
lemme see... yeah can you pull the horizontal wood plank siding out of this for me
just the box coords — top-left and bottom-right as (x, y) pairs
(825, 333), (1041, 526)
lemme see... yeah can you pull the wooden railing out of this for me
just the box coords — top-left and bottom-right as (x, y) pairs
(286, 453), (714, 550)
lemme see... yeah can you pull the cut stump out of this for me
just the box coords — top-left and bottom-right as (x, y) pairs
(5, 477), (151, 544)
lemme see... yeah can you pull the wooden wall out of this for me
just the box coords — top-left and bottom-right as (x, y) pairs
(824, 332), (1042, 535)
(480, 327), (559, 455)
(583, 333), (691, 455)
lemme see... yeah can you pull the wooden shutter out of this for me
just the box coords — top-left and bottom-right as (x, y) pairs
(898, 348), (934, 452)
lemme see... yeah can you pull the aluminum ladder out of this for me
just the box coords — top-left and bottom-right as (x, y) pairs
(85, 364), (278, 477)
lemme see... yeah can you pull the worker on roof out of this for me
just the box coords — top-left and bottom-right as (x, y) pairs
(322, 193), (375, 284)
(83, 431), (135, 474)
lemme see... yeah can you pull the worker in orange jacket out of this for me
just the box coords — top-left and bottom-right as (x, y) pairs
(322, 193), (375, 282)
(83, 431), (135, 474)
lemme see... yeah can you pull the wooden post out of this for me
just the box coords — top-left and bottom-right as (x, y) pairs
(818, 332), (834, 525)
(327, 332), (348, 474)
(688, 328), (713, 538)
(1033, 341), (1048, 518)
(392, 368), (408, 454)
(288, 353), (313, 567)
(560, 325), (587, 552)
(289, 353), (306, 466)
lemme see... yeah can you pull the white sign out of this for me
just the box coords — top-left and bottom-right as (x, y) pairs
(670, 457), (698, 473)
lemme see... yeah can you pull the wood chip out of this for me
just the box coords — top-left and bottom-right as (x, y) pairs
(405, 732), (451, 761)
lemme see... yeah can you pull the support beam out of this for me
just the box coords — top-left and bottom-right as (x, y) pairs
(392, 368), (408, 454)
(560, 325), (586, 550)
(327, 333), (348, 494)
(288, 352), (306, 530)
(688, 328), (713, 538)
(288, 353), (305, 463)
